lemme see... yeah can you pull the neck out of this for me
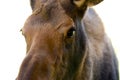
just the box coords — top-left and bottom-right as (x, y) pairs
(57, 17), (88, 80)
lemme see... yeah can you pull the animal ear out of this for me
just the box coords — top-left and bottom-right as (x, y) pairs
(30, 0), (36, 10)
(86, 0), (103, 6)
(30, 0), (41, 11)
(74, 0), (103, 7)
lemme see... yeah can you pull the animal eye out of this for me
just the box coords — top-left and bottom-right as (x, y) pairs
(20, 29), (24, 35)
(20, 28), (26, 37)
(66, 27), (76, 38)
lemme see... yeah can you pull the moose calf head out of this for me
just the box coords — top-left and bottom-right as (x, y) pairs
(17, 0), (103, 80)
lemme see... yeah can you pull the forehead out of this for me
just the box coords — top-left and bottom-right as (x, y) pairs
(24, 5), (74, 29)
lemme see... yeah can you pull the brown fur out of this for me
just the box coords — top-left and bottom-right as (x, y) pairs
(16, 0), (119, 80)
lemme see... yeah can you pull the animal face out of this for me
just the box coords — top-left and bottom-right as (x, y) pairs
(18, 2), (77, 79)
(17, 0), (103, 80)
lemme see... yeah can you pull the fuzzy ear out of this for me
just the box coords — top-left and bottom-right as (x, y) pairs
(30, 0), (42, 11)
(30, 0), (36, 10)
(86, 0), (103, 6)
(74, 0), (103, 7)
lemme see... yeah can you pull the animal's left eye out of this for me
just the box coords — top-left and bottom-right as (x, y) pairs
(66, 27), (76, 38)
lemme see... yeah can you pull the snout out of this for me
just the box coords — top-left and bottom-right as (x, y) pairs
(17, 52), (54, 80)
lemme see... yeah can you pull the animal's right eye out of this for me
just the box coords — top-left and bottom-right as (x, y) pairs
(20, 29), (24, 35)
(66, 27), (76, 38)
(20, 28), (27, 37)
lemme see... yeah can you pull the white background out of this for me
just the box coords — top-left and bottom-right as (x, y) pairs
(0, 0), (119, 80)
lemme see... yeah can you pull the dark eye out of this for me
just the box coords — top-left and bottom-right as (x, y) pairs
(20, 29), (24, 35)
(66, 27), (76, 38)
